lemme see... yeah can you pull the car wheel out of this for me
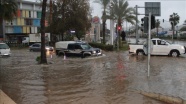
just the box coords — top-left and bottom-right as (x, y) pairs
(137, 50), (144, 56)
(81, 53), (85, 58)
(170, 51), (179, 57)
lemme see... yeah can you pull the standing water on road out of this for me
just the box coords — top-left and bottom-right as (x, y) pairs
(1, 49), (186, 104)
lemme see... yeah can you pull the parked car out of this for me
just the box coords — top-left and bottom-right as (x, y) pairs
(29, 43), (54, 52)
(0, 43), (11, 56)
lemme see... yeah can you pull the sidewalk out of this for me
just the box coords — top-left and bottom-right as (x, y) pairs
(0, 90), (16, 104)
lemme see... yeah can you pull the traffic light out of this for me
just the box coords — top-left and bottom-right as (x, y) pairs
(141, 18), (144, 32)
(143, 15), (155, 33)
(144, 17), (148, 33)
(151, 15), (155, 29)
(117, 25), (121, 31)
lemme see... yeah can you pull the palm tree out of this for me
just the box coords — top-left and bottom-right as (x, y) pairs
(155, 19), (160, 37)
(94, 0), (110, 44)
(40, 0), (48, 64)
(110, 0), (136, 50)
(183, 20), (186, 25)
(0, 0), (18, 40)
(169, 12), (180, 42)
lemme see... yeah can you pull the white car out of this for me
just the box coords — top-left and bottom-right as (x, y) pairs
(129, 38), (186, 57)
(0, 43), (11, 56)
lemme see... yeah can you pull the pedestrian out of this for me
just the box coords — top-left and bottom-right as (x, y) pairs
(121, 31), (126, 41)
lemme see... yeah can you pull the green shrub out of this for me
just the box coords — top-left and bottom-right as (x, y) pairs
(36, 56), (41, 63)
(89, 41), (129, 51)
(89, 42), (114, 51)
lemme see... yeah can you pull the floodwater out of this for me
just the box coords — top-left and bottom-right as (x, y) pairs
(0, 48), (186, 104)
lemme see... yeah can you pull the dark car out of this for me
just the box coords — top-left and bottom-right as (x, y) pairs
(58, 42), (102, 58)
(29, 43), (54, 52)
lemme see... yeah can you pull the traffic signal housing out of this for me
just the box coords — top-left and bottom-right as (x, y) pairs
(117, 25), (121, 31)
(144, 17), (148, 33)
(151, 15), (155, 29)
(141, 18), (144, 32)
(143, 15), (156, 33)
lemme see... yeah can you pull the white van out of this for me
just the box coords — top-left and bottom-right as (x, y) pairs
(0, 43), (11, 56)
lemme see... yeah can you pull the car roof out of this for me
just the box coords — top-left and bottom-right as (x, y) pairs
(33, 43), (41, 44)
(68, 42), (86, 45)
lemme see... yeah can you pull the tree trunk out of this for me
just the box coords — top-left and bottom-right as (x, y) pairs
(40, 0), (47, 64)
(103, 20), (106, 44)
(0, 18), (3, 39)
(118, 20), (122, 50)
(102, 11), (106, 44)
(157, 27), (158, 37)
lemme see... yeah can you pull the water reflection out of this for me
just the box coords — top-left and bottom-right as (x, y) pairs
(1, 49), (186, 104)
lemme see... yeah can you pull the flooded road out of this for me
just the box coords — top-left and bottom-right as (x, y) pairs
(0, 48), (186, 104)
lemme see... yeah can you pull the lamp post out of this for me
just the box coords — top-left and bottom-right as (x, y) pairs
(109, 1), (115, 46)
(135, 5), (138, 44)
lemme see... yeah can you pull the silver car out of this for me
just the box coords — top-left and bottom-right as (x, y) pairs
(0, 43), (11, 56)
(29, 43), (54, 52)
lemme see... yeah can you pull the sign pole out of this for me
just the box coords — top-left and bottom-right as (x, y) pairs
(147, 12), (151, 77)
(135, 5), (138, 44)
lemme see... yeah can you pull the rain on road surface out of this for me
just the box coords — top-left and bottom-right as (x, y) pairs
(0, 48), (186, 104)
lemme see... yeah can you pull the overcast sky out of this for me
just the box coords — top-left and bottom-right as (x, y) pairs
(27, 0), (186, 30)
(90, 0), (186, 30)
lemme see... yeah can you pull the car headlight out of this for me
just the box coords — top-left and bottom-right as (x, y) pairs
(93, 51), (96, 54)
(181, 46), (184, 50)
(45, 47), (50, 50)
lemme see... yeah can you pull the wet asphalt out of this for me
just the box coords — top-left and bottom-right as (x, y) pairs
(0, 47), (186, 104)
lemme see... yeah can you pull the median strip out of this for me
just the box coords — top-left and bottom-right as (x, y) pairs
(139, 91), (186, 104)
(0, 89), (16, 104)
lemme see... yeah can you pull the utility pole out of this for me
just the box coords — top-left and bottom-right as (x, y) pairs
(147, 12), (151, 77)
(135, 5), (138, 44)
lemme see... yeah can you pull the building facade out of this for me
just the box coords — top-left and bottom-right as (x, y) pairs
(85, 16), (101, 42)
(4, 0), (42, 43)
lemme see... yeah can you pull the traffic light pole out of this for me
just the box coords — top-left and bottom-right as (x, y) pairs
(135, 5), (138, 44)
(147, 12), (151, 77)
(135, 5), (146, 44)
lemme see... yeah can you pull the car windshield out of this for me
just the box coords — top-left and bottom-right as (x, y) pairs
(81, 44), (91, 49)
(0, 44), (9, 49)
(164, 40), (171, 44)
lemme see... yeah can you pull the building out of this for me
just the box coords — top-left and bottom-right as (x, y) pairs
(85, 16), (101, 42)
(4, 0), (42, 43)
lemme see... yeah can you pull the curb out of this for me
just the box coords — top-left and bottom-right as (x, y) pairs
(0, 90), (16, 104)
(139, 91), (186, 104)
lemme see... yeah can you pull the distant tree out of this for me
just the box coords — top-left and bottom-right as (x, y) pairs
(0, 0), (18, 40)
(169, 13), (180, 39)
(183, 20), (186, 25)
(109, 0), (136, 49)
(47, 0), (91, 41)
(180, 26), (186, 31)
(94, 0), (110, 44)
(155, 19), (160, 37)
(67, 0), (91, 40)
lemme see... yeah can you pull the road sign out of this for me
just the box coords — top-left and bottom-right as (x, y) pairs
(145, 2), (161, 16)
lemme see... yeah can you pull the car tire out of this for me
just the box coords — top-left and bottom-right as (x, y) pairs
(81, 53), (85, 58)
(136, 50), (144, 56)
(170, 50), (179, 57)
